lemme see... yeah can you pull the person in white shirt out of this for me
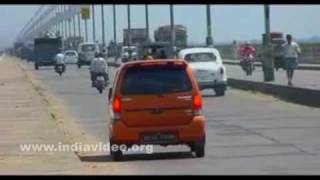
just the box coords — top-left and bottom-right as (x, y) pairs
(90, 52), (109, 87)
(55, 50), (66, 72)
(282, 34), (301, 86)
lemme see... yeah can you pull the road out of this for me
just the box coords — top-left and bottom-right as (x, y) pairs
(25, 62), (320, 174)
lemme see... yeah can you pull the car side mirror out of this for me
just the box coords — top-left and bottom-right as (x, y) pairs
(108, 88), (112, 101)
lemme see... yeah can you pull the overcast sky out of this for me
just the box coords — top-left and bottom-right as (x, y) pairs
(1, 4), (320, 50)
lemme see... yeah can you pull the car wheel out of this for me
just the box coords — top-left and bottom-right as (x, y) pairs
(214, 86), (225, 96)
(110, 148), (123, 161)
(78, 63), (81, 69)
(193, 138), (205, 158)
(34, 63), (39, 70)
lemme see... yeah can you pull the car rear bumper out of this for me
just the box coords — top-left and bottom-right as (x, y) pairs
(198, 80), (227, 89)
(78, 60), (91, 65)
(36, 61), (55, 66)
(109, 116), (206, 145)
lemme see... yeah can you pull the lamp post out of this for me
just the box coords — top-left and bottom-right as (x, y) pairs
(263, 5), (275, 82)
(206, 5), (213, 46)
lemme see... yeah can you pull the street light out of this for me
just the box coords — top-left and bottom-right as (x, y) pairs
(127, 5), (131, 47)
(101, 5), (105, 46)
(263, 4), (275, 82)
(92, 5), (96, 42)
(145, 5), (149, 41)
(170, 4), (176, 57)
(113, 5), (118, 60)
(206, 4), (213, 46)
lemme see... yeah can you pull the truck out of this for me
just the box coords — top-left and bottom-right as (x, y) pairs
(33, 36), (62, 70)
(262, 32), (286, 70)
(154, 25), (187, 48)
(13, 42), (24, 57)
(123, 28), (149, 46)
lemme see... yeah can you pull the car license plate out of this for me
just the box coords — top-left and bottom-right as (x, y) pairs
(142, 133), (177, 144)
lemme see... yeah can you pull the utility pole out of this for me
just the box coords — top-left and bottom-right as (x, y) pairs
(68, 18), (72, 39)
(113, 5), (117, 60)
(73, 15), (76, 38)
(92, 5), (96, 42)
(77, 12), (81, 38)
(263, 5), (275, 82)
(206, 5), (213, 46)
(85, 18), (88, 42)
(73, 15), (76, 49)
(170, 4), (176, 57)
(127, 5), (131, 47)
(64, 5), (68, 41)
(113, 5), (117, 44)
(101, 5), (105, 46)
(145, 5), (149, 41)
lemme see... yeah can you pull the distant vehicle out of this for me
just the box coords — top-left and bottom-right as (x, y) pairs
(33, 37), (62, 70)
(240, 54), (255, 76)
(120, 46), (138, 63)
(123, 28), (149, 46)
(137, 41), (175, 60)
(77, 42), (100, 68)
(108, 59), (206, 161)
(262, 32), (286, 71)
(63, 50), (78, 64)
(154, 25), (187, 48)
(178, 47), (227, 96)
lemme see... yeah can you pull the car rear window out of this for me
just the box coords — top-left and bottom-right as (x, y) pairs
(120, 65), (192, 95)
(65, 52), (76, 56)
(185, 52), (217, 63)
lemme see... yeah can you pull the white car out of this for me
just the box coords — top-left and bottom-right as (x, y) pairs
(178, 47), (227, 96)
(63, 50), (78, 64)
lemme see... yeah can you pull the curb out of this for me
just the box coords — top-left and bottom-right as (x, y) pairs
(228, 78), (320, 107)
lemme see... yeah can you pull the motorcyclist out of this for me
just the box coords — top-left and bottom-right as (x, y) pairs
(240, 42), (256, 68)
(90, 52), (109, 87)
(54, 50), (66, 72)
(240, 41), (256, 60)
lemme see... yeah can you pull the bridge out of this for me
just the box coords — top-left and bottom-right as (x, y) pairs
(1, 4), (320, 174)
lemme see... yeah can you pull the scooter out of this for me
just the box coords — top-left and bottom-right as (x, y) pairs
(240, 54), (255, 76)
(55, 64), (65, 76)
(94, 73), (106, 94)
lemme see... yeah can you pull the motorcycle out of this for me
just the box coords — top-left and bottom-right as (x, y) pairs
(94, 73), (106, 94)
(240, 54), (255, 76)
(55, 64), (65, 76)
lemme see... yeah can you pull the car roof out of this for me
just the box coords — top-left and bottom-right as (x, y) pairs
(120, 59), (188, 69)
(178, 47), (221, 58)
(65, 50), (77, 52)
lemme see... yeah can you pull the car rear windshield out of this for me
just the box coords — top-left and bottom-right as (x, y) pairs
(65, 52), (76, 56)
(120, 65), (192, 95)
(185, 52), (217, 63)
(81, 45), (95, 52)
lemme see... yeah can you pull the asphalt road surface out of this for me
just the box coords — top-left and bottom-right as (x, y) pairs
(26, 62), (320, 174)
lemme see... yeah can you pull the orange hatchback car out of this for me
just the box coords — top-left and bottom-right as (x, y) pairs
(108, 59), (206, 161)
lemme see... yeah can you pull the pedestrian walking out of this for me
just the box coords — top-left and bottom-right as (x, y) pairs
(282, 34), (301, 86)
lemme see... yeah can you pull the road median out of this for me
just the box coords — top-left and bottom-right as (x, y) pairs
(228, 78), (320, 107)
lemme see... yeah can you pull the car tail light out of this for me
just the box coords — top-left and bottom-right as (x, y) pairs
(193, 92), (202, 116)
(112, 96), (121, 120)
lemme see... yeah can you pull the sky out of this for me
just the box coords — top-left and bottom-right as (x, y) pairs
(1, 4), (320, 50)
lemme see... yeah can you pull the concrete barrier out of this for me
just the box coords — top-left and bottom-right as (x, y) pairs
(223, 60), (320, 71)
(228, 78), (320, 107)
